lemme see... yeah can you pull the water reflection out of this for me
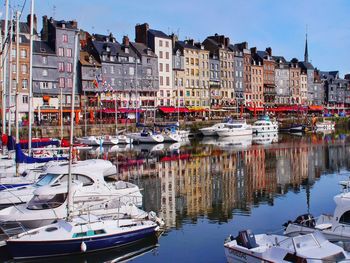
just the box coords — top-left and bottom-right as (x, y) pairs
(97, 133), (350, 229)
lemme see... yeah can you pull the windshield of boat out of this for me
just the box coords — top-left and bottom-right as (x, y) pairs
(35, 173), (66, 187)
(27, 193), (67, 210)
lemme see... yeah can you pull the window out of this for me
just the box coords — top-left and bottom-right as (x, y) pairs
(111, 78), (115, 85)
(166, 77), (170, 86)
(62, 34), (68, 43)
(165, 41), (169, 47)
(66, 63), (72, 73)
(42, 69), (48, 76)
(146, 68), (152, 75)
(110, 65), (114, 74)
(67, 78), (73, 88)
(159, 63), (163, 72)
(59, 77), (65, 88)
(58, 47), (64, 57)
(160, 76), (163, 85)
(21, 64), (28, 74)
(58, 62), (64, 72)
(12, 64), (16, 73)
(159, 40), (163, 47)
(42, 56), (48, 64)
(166, 64), (169, 72)
(22, 79), (28, 89)
(22, 95), (28, 104)
(66, 48), (72, 57)
(20, 49), (27, 58)
(11, 49), (16, 58)
(165, 52), (169, 59)
(159, 51), (163, 59)
(129, 67), (134, 75)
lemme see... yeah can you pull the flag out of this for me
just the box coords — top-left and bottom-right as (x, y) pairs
(93, 78), (99, 88)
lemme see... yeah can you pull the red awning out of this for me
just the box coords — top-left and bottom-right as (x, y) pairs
(308, 105), (323, 111)
(102, 108), (144, 114)
(246, 107), (265, 112)
(159, 107), (190, 113)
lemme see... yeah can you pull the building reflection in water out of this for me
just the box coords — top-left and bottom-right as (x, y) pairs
(103, 134), (350, 230)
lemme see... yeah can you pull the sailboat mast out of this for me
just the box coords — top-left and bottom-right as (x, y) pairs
(15, 11), (19, 143)
(2, 0), (9, 138)
(67, 32), (79, 219)
(115, 94), (118, 135)
(28, 0), (34, 155)
(7, 10), (13, 136)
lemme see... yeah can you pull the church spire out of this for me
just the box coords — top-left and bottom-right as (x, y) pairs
(304, 31), (309, 63)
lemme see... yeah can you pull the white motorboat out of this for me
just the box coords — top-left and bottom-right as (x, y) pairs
(117, 134), (133, 144)
(0, 161), (142, 229)
(216, 120), (252, 137)
(252, 132), (278, 145)
(129, 130), (164, 144)
(76, 136), (104, 146)
(252, 115), (278, 133)
(103, 135), (119, 145)
(0, 159), (116, 206)
(315, 120), (335, 132)
(162, 129), (182, 143)
(284, 190), (350, 242)
(224, 230), (349, 263)
(199, 123), (227, 136)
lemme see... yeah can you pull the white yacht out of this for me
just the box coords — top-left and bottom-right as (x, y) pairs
(199, 123), (227, 136)
(216, 120), (252, 137)
(128, 129), (164, 144)
(76, 136), (104, 146)
(224, 230), (349, 263)
(252, 115), (278, 133)
(0, 161), (142, 229)
(216, 135), (252, 150)
(284, 190), (350, 242)
(0, 159), (116, 206)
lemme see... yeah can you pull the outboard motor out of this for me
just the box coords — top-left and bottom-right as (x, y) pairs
(236, 230), (258, 249)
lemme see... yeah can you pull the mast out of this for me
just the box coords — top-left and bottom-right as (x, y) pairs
(28, 0), (34, 155)
(60, 84), (63, 139)
(15, 10), (19, 176)
(2, 0), (9, 138)
(67, 32), (79, 219)
(115, 93), (118, 135)
(7, 10), (13, 136)
(15, 11), (19, 144)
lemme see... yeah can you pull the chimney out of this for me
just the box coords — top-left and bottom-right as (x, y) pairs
(41, 15), (49, 41)
(265, 47), (272, 56)
(123, 35), (130, 46)
(187, 39), (194, 46)
(250, 47), (257, 54)
(71, 20), (78, 29)
(135, 23), (149, 45)
(345, 74), (350, 80)
(170, 33), (178, 49)
(243, 42), (248, 50)
(224, 37), (230, 47)
(27, 14), (38, 33)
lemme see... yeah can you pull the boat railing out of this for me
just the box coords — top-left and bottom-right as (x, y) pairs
(0, 187), (27, 205)
(0, 220), (28, 238)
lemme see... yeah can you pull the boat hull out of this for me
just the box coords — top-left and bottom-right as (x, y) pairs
(224, 245), (273, 263)
(216, 129), (252, 137)
(6, 226), (157, 259)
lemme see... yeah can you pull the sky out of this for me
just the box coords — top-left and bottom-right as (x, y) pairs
(5, 0), (350, 76)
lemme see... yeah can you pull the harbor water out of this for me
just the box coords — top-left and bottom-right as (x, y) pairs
(2, 132), (350, 262)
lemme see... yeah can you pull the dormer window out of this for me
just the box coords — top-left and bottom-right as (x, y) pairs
(102, 54), (107, 61)
(147, 49), (152, 56)
(110, 56), (115, 62)
(124, 47), (129, 54)
(106, 46), (110, 52)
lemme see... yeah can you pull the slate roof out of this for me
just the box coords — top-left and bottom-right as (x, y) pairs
(130, 42), (157, 58)
(176, 40), (200, 50)
(0, 20), (38, 35)
(33, 40), (55, 54)
(92, 34), (138, 61)
(273, 56), (287, 64)
(298, 61), (314, 70)
(148, 29), (171, 39)
(80, 51), (101, 66)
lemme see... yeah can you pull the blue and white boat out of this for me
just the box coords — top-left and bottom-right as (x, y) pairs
(6, 215), (160, 259)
